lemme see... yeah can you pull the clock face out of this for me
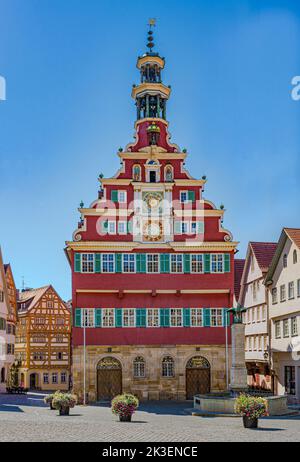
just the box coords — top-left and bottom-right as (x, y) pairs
(143, 220), (163, 241)
(142, 192), (163, 212)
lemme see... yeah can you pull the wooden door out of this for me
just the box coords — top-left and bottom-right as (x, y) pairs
(97, 357), (122, 401)
(186, 368), (210, 399)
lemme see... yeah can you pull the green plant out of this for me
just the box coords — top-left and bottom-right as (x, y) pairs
(235, 394), (268, 419)
(111, 394), (139, 418)
(52, 392), (77, 410)
(44, 391), (60, 405)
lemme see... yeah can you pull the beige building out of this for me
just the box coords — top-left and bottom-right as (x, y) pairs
(15, 285), (71, 390)
(239, 242), (277, 390)
(265, 228), (300, 403)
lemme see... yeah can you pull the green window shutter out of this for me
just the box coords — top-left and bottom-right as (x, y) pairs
(184, 254), (191, 273)
(74, 253), (81, 272)
(95, 254), (101, 273)
(111, 190), (118, 202)
(115, 254), (122, 273)
(160, 308), (170, 327)
(204, 254), (211, 273)
(95, 309), (102, 327)
(188, 191), (195, 202)
(197, 221), (204, 234)
(74, 308), (81, 327)
(223, 308), (229, 327)
(160, 254), (170, 273)
(203, 308), (211, 327)
(136, 308), (146, 327)
(102, 220), (108, 234)
(183, 308), (191, 327)
(224, 254), (230, 273)
(174, 221), (181, 234)
(115, 308), (122, 327)
(127, 220), (133, 235)
(136, 254), (146, 273)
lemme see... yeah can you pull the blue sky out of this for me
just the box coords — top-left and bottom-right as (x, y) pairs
(0, 0), (300, 300)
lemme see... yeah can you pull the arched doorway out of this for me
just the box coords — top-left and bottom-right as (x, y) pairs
(0, 367), (5, 383)
(97, 357), (122, 401)
(186, 356), (210, 399)
(29, 373), (38, 389)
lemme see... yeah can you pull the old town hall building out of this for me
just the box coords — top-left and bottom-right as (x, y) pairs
(65, 28), (238, 402)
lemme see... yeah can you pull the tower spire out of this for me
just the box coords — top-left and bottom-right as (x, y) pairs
(147, 18), (156, 53)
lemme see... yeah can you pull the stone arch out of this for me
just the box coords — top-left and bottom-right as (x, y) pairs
(185, 356), (211, 399)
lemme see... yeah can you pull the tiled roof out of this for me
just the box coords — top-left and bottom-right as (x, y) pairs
(234, 259), (245, 301)
(284, 228), (300, 250)
(18, 285), (50, 312)
(250, 242), (278, 271)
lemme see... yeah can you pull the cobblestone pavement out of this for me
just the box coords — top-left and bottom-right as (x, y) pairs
(0, 393), (300, 442)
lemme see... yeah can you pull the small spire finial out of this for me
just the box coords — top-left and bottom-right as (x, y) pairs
(147, 18), (156, 52)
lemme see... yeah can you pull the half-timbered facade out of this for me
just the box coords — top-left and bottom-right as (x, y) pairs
(15, 285), (71, 390)
(66, 28), (238, 402)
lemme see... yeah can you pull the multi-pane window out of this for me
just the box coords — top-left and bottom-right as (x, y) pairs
(298, 279), (300, 298)
(191, 255), (203, 273)
(7, 344), (14, 355)
(35, 318), (45, 325)
(211, 254), (223, 273)
(118, 191), (127, 203)
(285, 366), (295, 395)
(181, 222), (189, 234)
(275, 320), (281, 338)
(33, 352), (45, 360)
(171, 255), (183, 273)
(43, 373), (49, 384)
(56, 318), (65, 325)
(262, 305), (266, 321)
(147, 309), (159, 327)
(123, 309), (135, 327)
(288, 282), (295, 300)
(118, 221), (127, 234)
(162, 356), (174, 377)
(102, 254), (115, 273)
(280, 285), (286, 302)
(291, 317), (298, 337)
(52, 373), (58, 384)
(211, 309), (223, 327)
(170, 309), (182, 327)
(180, 191), (188, 203)
(82, 308), (95, 327)
(191, 308), (203, 327)
(61, 372), (67, 384)
(102, 309), (114, 327)
(123, 254), (135, 273)
(82, 253), (94, 273)
(32, 335), (46, 343)
(272, 288), (278, 304)
(283, 319), (289, 338)
(46, 301), (54, 308)
(133, 357), (145, 378)
(108, 221), (116, 234)
(147, 254), (159, 273)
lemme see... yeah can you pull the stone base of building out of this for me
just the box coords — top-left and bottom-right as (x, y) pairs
(18, 368), (70, 391)
(72, 344), (231, 402)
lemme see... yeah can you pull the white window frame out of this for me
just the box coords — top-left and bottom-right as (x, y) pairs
(190, 308), (203, 327)
(133, 357), (145, 378)
(82, 308), (95, 328)
(52, 373), (58, 384)
(102, 309), (115, 328)
(122, 308), (135, 327)
(162, 356), (175, 378)
(107, 221), (116, 235)
(210, 308), (223, 327)
(211, 254), (224, 273)
(288, 281), (295, 300)
(43, 373), (49, 384)
(118, 221), (127, 235)
(122, 254), (136, 273)
(147, 308), (160, 327)
(102, 254), (115, 273)
(170, 308), (183, 327)
(191, 254), (203, 273)
(180, 190), (189, 203)
(118, 191), (127, 204)
(272, 287), (278, 304)
(181, 221), (189, 234)
(81, 253), (95, 273)
(291, 317), (298, 337)
(170, 254), (183, 273)
(297, 279), (300, 298)
(275, 320), (281, 339)
(61, 372), (67, 384)
(280, 284), (286, 302)
(146, 254), (160, 273)
(283, 319), (289, 338)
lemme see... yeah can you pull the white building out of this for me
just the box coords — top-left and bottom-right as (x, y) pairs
(239, 242), (277, 390)
(0, 247), (14, 392)
(265, 228), (300, 403)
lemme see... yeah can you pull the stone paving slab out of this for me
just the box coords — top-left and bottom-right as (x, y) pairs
(0, 393), (300, 442)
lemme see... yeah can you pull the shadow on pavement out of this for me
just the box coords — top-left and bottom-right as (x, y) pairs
(0, 404), (24, 413)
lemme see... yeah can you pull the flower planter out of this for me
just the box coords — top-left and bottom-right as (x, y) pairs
(59, 407), (70, 416)
(50, 401), (55, 410)
(243, 416), (258, 429)
(119, 415), (132, 422)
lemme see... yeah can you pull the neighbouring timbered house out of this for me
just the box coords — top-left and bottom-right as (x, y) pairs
(15, 285), (71, 390)
(65, 27), (238, 402)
